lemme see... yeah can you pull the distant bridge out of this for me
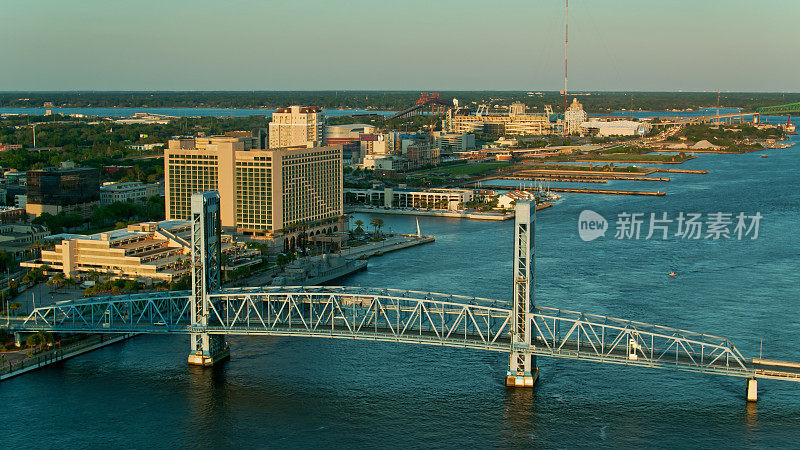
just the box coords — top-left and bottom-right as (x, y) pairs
(652, 102), (799, 128)
(755, 102), (800, 115)
(386, 92), (453, 120)
(11, 192), (800, 401)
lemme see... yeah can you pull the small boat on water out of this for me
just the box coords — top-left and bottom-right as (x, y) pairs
(668, 272), (677, 277)
(761, 154), (769, 158)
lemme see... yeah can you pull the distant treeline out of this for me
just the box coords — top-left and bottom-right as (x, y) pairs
(0, 114), (271, 178)
(1, 91), (799, 112)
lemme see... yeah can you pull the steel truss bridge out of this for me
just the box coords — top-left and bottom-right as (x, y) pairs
(643, 102), (799, 128)
(755, 102), (800, 115)
(386, 92), (453, 120)
(20, 286), (800, 383)
(11, 193), (800, 401)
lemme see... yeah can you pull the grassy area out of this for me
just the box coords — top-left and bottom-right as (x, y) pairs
(543, 147), (691, 164)
(578, 154), (691, 163)
(524, 163), (651, 173)
(422, 162), (512, 176)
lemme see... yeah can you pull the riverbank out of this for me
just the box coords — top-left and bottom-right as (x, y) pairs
(340, 234), (435, 258)
(0, 334), (134, 381)
(346, 206), (515, 221)
(235, 233), (434, 287)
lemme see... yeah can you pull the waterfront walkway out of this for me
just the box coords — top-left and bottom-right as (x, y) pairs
(0, 334), (134, 381)
(340, 234), (434, 259)
(346, 206), (515, 221)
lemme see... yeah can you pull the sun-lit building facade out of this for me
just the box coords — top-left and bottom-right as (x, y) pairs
(165, 135), (342, 235)
(444, 109), (554, 136)
(268, 105), (324, 149)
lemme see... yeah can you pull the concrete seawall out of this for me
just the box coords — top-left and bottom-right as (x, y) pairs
(346, 207), (514, 221)
(0, 334), (135, 381)
(340, 234), (435, 259)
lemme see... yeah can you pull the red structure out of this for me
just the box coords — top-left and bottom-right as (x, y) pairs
(388, 93), (453, 120)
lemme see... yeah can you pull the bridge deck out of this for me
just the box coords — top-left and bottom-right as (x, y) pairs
(12, 286), (800, 383)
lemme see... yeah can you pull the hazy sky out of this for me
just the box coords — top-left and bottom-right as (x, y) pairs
(1, 0), (798, 91)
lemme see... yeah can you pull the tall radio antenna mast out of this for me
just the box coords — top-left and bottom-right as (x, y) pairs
(564, 0), (568, 114)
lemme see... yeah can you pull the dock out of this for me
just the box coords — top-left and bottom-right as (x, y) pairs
(476, 184), (665, 196)
(501, 174), (670, 183)
(505, 176), (607, 184)
(550, 188), (665, 196)
(654, 168), (709, 174)
(514, 167), (660, 176)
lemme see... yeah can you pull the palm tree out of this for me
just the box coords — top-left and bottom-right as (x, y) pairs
(354, 219), (364, 234)
(369, 217), (380, 234)
(370, 217), (384, 236)
(47, 272), (65, 291)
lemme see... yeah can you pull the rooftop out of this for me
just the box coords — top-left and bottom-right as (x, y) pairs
(100, 181), (150, 191)
(45, 220), (191, 243)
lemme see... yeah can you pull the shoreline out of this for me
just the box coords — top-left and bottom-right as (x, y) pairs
(347, 207), (514, 221)
(346, 204), (553, 221)
(0, 334), (135, 381)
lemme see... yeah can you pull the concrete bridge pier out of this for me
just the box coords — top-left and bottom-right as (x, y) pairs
(506, 200), (538, 388)
(506, 354), (538, 387)
(188, 333), (229, 366)
(746, 378), (758, 402)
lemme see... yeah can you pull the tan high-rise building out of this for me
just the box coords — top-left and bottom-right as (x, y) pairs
(269, 106), (324, 149)
(165, 135), (342, 236)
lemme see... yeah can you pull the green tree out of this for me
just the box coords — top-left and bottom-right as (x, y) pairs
(26, 333), (41, 347)
(26, 331), (52, 348)
(370, 217), (384, 235)
(47, 272), (65, 291)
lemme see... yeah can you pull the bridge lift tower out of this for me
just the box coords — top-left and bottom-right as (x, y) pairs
(188, 192), (230, 366)
(506, 200), (537, 387)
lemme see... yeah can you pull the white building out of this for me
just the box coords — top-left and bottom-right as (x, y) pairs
(127, 143), (163, 151)
(361, 154), (396, 170)
(269, 106), (324, 149)
(497, 190), (536, 210)
(433, 132), (476, 154)
(114, 113), (173, 125)
(346, 187), (474, 211)
(100, 182), (160, 206)
(325, 123), (377, 145)
(14, 194), (26, 209)
(509, 102), (527, 116)
(493, 137), (518, 148)
(361, 135), (392, 156)
(564, 98), (587, 135)
(580, 120), (652, 137)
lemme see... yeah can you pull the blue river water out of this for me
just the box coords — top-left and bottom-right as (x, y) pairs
(2, 137), (799, 447)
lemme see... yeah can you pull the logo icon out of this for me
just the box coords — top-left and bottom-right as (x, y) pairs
(578, 210), (608, 241)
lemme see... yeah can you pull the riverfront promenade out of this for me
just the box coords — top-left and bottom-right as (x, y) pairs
(0, 334), (134, 381)
(346, 206), (515, 221)
(339, 233), (435, 258)
(346, 205), (552, 221)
